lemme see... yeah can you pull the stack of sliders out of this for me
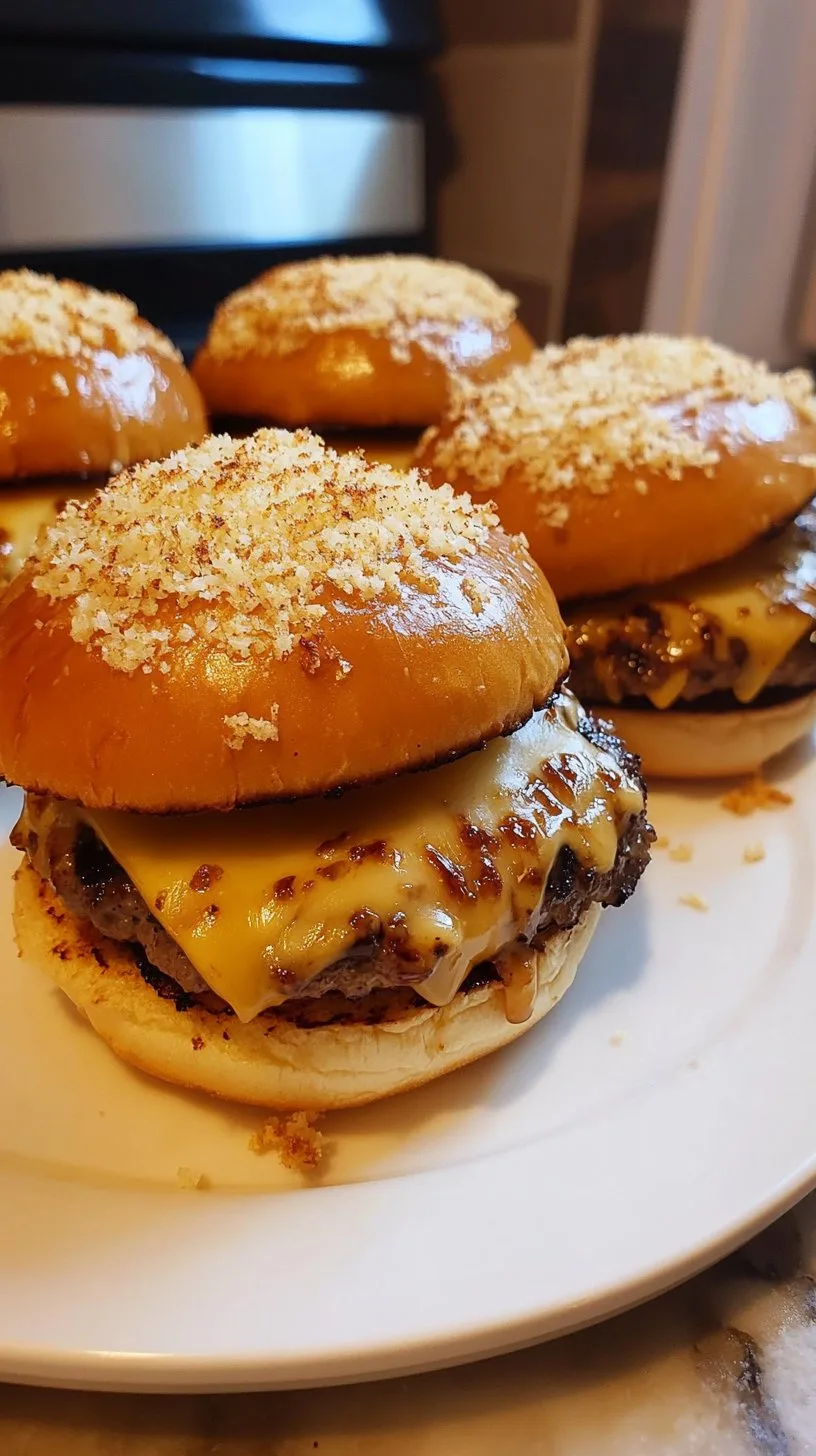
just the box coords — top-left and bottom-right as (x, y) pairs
(0, 430), (652, 1109)
(0, 269), (206, 583)
(192, 254), (533, 469)
(417, 335), (816, 778)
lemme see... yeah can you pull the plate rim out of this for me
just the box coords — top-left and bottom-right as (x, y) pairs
(1, 766), (816, 1393)
(0, 1159), (813, 1393)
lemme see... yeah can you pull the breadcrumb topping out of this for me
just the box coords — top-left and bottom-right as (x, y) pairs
(176, 1166), (210, 1190)
(679, 893), (708, 912)
(223, 708), (279, 751)
(249, 1111), (325, 1172)
(0, 269), (180, 361)
(205, 254), (517, 365)
(420, 335), (816, 525)
(31, 429), (499, 674)
(721, 776), (793, 816)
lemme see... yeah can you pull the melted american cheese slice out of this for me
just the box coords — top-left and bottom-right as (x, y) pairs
(86, 692), (643, 1022)
(566, 506), (816, 707)
(0, 483), (96, 577)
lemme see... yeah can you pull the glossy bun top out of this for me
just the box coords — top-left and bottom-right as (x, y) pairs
(416, 335), (816, 598)
(0, 429), (565, 810)
(192, 254), (534, 429)
(0, 270), (206, 480)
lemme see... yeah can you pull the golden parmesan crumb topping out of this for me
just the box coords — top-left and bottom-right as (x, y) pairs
(721, 776), (793, 816)
(0, 269), (180, 361)
(421, 335), (816, 526)
(176, 1166), (210, 1191)
(249, 1111), (325, 1172)
(204, 254), (517, 365)
(678, 893), (708, 912)
(223, 708), (279, 752)
(31, 429), (498, 674)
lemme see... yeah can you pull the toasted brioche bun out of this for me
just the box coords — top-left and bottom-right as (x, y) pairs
(14, 862), (600, 1111)
(416, 337), (816, 599)
(0, 271), (205, 480)
(0, 351), (207, 480)
(601, 693), (816, 779)
(194, 326), (533, 430)
(212, 429), (421, 472)
(0, 482), (97, 581)
(0, 431), (566, 810)
(192, 255), (533, 429)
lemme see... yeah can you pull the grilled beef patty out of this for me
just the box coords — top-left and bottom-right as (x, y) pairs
(567, 614), (816, 709)
(565, 503), (816, 711)
(12, 710), (652, 1010)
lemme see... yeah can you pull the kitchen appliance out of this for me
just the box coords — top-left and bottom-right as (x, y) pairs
(0, 1), (438, 353)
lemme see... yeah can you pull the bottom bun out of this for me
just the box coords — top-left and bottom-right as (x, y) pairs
(602, 692), (816, 780)
(14, 862), (600, 1111)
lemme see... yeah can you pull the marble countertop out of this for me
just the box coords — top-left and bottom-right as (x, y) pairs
(2, 1193), (814, 1455)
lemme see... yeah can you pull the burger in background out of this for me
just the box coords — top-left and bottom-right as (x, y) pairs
(0, 269), (207, 583)
(417, 335), (816, 778)
(0, 429), (651, 1109)
(192, 254), (533, 469)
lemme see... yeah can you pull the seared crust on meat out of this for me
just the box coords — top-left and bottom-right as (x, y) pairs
(565, 505), (816, 710)
(13, 861), (601, 1110)
(567, 617), (816, 708)
(12, 706), (652, 1009)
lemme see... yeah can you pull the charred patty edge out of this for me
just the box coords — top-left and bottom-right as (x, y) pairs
(566, 614), (816, 709)
(12, 704), (653, 1011)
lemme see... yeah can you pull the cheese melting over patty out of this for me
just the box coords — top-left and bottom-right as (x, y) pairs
(565, 505), (816, 707)
(77, 691), (644, 1022)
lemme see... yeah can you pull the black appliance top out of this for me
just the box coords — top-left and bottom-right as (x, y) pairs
(0, 0), (440, 58)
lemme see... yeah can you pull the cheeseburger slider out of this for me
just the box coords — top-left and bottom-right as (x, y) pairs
(192, 254), (532, 469)
(417, 335), (816, 778)
(1, 430), (651, 1110)
(0, 269), (206, 583)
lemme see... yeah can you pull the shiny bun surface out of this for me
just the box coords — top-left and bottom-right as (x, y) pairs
(417, 335), (816, 599)
(0, 429), (565, 809)
(193, 254), (533, 428)
(0, 269), (206, 478)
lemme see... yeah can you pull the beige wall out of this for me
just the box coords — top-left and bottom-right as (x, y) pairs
(434, 0), (599, 341)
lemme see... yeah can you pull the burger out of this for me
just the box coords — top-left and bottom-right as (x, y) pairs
(417, 335), (816, 779)
(0, 268), (206, 583)
(0, 430), (651, 1110)
(192, 254), (533, 470)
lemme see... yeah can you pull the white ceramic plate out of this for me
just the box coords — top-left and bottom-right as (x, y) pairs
(0, 745), (815, 1393)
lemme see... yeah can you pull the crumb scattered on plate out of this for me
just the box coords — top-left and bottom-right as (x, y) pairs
(654, 835), (670, 850)
(721, 776), (793, 817)
(249, 1111), (325, 1173)
(743, 843), (766, 864)
(609, 1030), (626, 1047)
(668, 843), (693, 862)
(176, 1166), (210, 1191)
(678, 893), (708, 912)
